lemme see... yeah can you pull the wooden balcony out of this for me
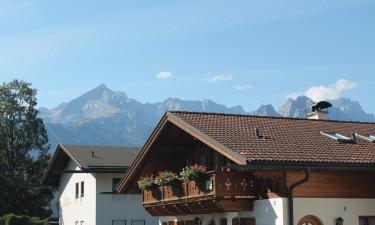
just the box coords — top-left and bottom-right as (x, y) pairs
(142, 171), (256, 216)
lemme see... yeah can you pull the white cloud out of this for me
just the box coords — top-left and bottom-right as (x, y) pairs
(305, 79), (357, 101)
(207, 74), (233, 83)
(155, 71), (172, 79)
(233, 84), (254, 91)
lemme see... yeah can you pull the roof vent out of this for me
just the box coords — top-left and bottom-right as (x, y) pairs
(306, 101), (332, 120)
(320, 131), (355, 143)
(354, 133), (375, 142)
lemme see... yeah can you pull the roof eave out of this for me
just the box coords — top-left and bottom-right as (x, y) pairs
(246, 160), (375, 171)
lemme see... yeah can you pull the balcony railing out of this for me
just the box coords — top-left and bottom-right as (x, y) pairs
(142, 170), (256, 216)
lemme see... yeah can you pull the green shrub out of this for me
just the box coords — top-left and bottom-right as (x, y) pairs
(179, 164), (207, 181)
(0, 214), (48, 225)
(154, 171), (179, 187)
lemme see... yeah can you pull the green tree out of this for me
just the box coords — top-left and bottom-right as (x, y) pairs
(0, 80), (52, 218)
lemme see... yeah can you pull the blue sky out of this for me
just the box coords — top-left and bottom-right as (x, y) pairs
(1, 0), (375, 113)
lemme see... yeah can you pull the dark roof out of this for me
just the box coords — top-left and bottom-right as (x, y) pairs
(170, 111), (375, 165)
(117, 111), (375, 192)
(42, 144), (140, 185)
(60, 144), (140, 168)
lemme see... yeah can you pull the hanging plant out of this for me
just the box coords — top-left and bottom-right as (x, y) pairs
(137, 175), (156, 190)
(154, 171), (179, 187)
(179, 164), (207, 181)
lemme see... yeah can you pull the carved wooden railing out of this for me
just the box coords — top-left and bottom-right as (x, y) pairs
(142, 170), (256, 205)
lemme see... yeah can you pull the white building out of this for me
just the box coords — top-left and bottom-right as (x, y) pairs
(42, 144), (158, 225)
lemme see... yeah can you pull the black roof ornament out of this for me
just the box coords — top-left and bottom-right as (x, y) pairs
(312, 101), (332, 112)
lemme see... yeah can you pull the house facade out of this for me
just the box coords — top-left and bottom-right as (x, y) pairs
(42, 144), (158, 225)
(117, 110), (375, 225)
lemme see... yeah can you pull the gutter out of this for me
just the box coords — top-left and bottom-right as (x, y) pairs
(287, 169), (310, 225)
(53, 169), (128, 174)
(245, 161), (375, 171)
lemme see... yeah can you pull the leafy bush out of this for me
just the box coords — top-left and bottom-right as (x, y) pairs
(0, 214), (48, 225)
(154, 171), (179, 187)
(179, 164), (207, 181)
(137, 175), (156, 190)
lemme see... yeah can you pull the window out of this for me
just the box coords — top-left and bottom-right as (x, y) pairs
(75, 221), (79, 225)
(131, 220), (145, 225)
(220, 219), (227, 225)
(360, 216), (375, 225)
(232, 218), (254, 225)
(320, 131), (354, 143)
(355, 133), (375, 143)
(112, 220), (126, 225)
(81, 181), (84, 197)
(75, 183), (79, 199)
(112, 178), (121, 192)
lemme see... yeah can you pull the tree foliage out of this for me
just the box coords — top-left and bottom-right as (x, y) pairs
(0, 80), (52, 218)
(0, 214), (48, 225)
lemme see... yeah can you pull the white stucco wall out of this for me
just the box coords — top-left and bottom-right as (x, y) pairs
(57, 165), (157, 225)
(294, 198), (375, 225)
(159, 198), (288, 225)
(158, 197), (375, 225)
(58, 160), (96, 225)
(96, 173), (158, 225)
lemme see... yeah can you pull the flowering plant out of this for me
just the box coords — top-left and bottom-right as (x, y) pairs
(154, 171), (179, 187)
(179, 164), (207, 181)
(137, 175), (156, 190)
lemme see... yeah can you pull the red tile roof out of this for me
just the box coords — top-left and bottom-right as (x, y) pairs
(170, 111), (375, 165)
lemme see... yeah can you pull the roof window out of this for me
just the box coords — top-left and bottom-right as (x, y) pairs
(354, 133), (375, 143)
(320, 131), (354, 143)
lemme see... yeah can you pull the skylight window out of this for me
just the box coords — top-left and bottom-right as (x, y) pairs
(355, 133), (375, 143)
(320, 131), (354, 143)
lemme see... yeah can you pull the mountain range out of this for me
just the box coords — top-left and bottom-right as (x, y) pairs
(39, 84), (375, 151)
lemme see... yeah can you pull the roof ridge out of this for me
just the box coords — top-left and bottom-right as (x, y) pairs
(61, 144), (141, 149)
(168, 110), (375, 125)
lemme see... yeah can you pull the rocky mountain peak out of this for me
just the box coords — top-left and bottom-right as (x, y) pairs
(278, 96), (314, 118)
(254, 104), (279, 116)
(40, 85), (374, 151)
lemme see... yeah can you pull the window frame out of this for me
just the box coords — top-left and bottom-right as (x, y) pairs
(81, 181), (84, 197)
(320, 131), (354, 143)
(75, 182), (79, 199)
(355, 133), (375, 142)
(359, 216), (375, 225)
(112, 220), (126, 225)
(131, 219), (146, 225)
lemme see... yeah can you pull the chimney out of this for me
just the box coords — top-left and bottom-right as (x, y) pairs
(91, 150), (95, 157)
(306, 101), (332, 120)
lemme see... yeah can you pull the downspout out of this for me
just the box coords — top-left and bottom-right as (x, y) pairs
(288, 169), (310, 225)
